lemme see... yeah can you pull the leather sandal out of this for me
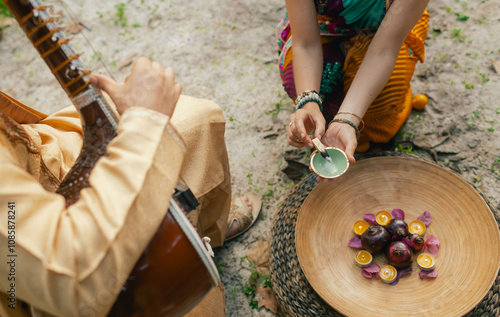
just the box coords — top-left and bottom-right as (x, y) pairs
(224, 193), (262, 241)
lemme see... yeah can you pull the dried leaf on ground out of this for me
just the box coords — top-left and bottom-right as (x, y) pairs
(282, 160), (309, 181)
(493, 60), (500, 74)
(254, 286), (278, 314)
(148, 14), (163, 28)
(119, 52), (139, 70)
(247, 239), (270, 276)
(413, 134), (449, 149)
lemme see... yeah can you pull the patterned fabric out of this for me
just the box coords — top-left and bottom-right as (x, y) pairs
(276, 0), (429, 144)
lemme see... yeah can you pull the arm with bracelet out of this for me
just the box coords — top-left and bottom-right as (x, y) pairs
(282, 0), (429, 167)
(285, 0), (325, 149)
(322, 0), (429, 164)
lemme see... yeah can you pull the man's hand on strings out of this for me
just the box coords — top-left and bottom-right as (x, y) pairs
(90, 57), (182, 117)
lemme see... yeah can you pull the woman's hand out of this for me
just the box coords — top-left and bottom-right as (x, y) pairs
(322, 121), (357, 163)
(287, 102), (326, 148)
(90, 57), (182, 117)
(313, 121), (357, 182)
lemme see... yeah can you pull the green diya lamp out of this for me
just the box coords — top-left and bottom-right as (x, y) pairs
(310, 138), (349, 179)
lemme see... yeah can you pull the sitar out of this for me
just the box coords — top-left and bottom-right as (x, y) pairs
(4, 1), (220, 316)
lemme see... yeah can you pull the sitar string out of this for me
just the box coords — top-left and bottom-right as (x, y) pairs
(55, 0), (115, 80)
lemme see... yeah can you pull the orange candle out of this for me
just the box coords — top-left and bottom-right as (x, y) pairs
(379, 265), (397, 283)
(409, 220), (426, 235)
(417, 253), (436, 271)
(355, 250), (373, 268)
(375, 211), (392, 226)
(353, 220), (369, 236)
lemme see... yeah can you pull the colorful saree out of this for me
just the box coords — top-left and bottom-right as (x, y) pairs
(277, 0), (429, 145)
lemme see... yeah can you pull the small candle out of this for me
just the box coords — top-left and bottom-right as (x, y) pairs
(417, 253), (436, 271)
(409, 220), (426, 235)
(355, 250), (373, 268)
(353, 220), (370, 236)
(375, 211), (392, 226)
(379, 265), (397, 283)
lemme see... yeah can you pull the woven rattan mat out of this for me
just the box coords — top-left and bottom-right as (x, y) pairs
(270, 152), (500, 317)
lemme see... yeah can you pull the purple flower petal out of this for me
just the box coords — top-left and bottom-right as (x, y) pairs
(417, 210), (432, 227)
(390, 267), (413, 286)
(391, 208), (405, 221)
(361, 263), (380, 279)
(419, 269), (438, 279)
(363, 213), (377, 225)
(348, 236), (363, 249)
(401, 237), (413, 248)
(398, 267), (413, 278)
(423, 235), (440, 258)
(361, 269), (373, 279)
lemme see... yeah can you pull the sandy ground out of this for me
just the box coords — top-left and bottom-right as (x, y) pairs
(1, 0), (499, 316)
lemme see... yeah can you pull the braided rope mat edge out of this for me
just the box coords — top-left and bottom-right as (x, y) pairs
(270, 152), (500, 317)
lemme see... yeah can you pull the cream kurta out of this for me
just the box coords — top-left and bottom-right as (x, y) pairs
(0, 93), (230, 317)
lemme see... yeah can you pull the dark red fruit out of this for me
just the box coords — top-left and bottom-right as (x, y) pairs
(386, 219), (409, 238)
(409, 233), (425, 252)
(386, 241), (414, 269)
(361, 226), (391, 253)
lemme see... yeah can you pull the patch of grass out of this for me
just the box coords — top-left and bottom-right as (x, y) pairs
(262, 189), (274, 202)
(241, 260), (272, 310)
(472, 172), (482, 184)
(479, 73), (490, 85)
(396, 143), (418, 154)
(463, 80), (474, 90)
(455, 12), (469, 21)
(265, 99), (283, 118)
(0, 1), (12, 17)
(216, 261), (227, 274)
(451, 28), (465, 41)
(114, 3), (127, 27)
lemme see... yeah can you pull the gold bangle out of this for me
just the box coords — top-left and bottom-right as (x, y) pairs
(336, 111), (365, 132)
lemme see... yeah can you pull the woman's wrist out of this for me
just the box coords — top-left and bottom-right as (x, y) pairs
(333, 111), (364, 129)
(295, 90), (323, 112)
(299, 101), (323, 113)
(329, 110), (365, 140)
(329, 118), (361, 139)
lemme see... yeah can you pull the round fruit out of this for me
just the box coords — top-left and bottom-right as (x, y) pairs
(386, 218), (409, 239)
(356, 141), (370, 153)
(386, 241), (414, 269)
(409, 233), (425, 252)
(361, 226), (391, 253)
(412, 94), (428, 110)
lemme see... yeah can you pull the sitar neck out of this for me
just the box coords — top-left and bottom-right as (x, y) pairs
(5, 0), (118, 128)
(6, 0), (118, 206)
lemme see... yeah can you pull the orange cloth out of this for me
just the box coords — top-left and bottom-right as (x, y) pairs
(343, 10), (430, 143)
(0, 93), (230, 316)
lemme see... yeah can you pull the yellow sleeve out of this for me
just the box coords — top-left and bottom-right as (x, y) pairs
(0, 106), (185, 317)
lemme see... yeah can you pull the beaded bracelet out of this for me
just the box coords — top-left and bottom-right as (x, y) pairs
(337, 111), (365, 132)
(296, 97), (322, 111)
(295, 90), (323, 112)
(329, 118), (361, 139)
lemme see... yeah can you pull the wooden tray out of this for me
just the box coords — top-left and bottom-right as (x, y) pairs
(296, 157), (500, 317)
